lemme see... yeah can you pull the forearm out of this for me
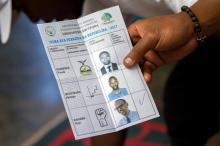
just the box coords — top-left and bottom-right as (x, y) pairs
(191, 0), (220, 36)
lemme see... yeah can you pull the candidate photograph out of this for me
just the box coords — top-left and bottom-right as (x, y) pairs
(99, 51), (118, 75)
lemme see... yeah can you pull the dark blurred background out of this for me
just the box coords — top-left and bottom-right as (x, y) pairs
(0, 1), (174, 146)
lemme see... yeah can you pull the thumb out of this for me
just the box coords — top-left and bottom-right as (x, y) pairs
(123, 33), (158, 68)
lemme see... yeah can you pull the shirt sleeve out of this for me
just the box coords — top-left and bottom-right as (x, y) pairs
(163, 0), (198, 13)
(118, 118), (126, 127)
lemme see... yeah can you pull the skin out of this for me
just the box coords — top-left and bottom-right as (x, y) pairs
(116, 103), (129, 117)
(109, 77), (119, 92)
(205, 133), (220, 146)
(123, 0), (220, 83)
(92, 0), (220, 146)
(100, 52), (111, 65)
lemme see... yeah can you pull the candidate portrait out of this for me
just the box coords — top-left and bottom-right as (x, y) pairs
(99, 51), (118, 75)
(108, 76), (128, 101)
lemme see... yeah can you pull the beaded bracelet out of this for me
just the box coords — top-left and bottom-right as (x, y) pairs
(181, 5), (207, 45)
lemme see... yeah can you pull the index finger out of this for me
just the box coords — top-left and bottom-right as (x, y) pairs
(127, 20), (143, 44)
(123, 33), (158, 68)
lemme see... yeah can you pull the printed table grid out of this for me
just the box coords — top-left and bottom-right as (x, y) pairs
(48, 47), (96, 136)
(47, 28), (157, 136)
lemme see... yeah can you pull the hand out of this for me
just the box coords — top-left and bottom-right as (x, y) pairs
(123, 12), (198, 82)
(205, 133), (220, 146)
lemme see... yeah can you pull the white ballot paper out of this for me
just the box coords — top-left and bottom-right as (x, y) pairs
(37, 6), (159, 140)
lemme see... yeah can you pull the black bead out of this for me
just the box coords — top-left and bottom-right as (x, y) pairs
(181, 5), (206, 44)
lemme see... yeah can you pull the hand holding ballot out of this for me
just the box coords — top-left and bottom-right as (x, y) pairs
(124, 0), (220, 82)
(123, 14), (197, 82)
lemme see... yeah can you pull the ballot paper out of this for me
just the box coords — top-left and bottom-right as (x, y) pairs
(37, 6), (159, 140)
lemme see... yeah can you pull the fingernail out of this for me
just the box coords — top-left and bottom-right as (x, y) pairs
(125, 57), (134, 66)
(144, 74), (152, 82)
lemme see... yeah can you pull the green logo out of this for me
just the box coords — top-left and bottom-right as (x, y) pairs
(101, 13), (113, 24)
(78, 60), (92, 76)
(45, 26), (56, 36)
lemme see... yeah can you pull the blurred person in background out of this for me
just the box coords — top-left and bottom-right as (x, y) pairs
(0, 0), (84, 44)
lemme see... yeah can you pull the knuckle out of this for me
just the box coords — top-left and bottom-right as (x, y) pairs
(145, 32), (156, 41)
(132, 47), (142, 59)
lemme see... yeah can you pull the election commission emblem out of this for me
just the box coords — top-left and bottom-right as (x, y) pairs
(101, 13), (113, 24)
(45, 26), (56, 36)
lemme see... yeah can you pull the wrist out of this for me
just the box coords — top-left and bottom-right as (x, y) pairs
(190, 5), (210, 36)
(190, 0), (220, 37)
(176, 11), (196, 39)
(180, 6), (207, 45)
